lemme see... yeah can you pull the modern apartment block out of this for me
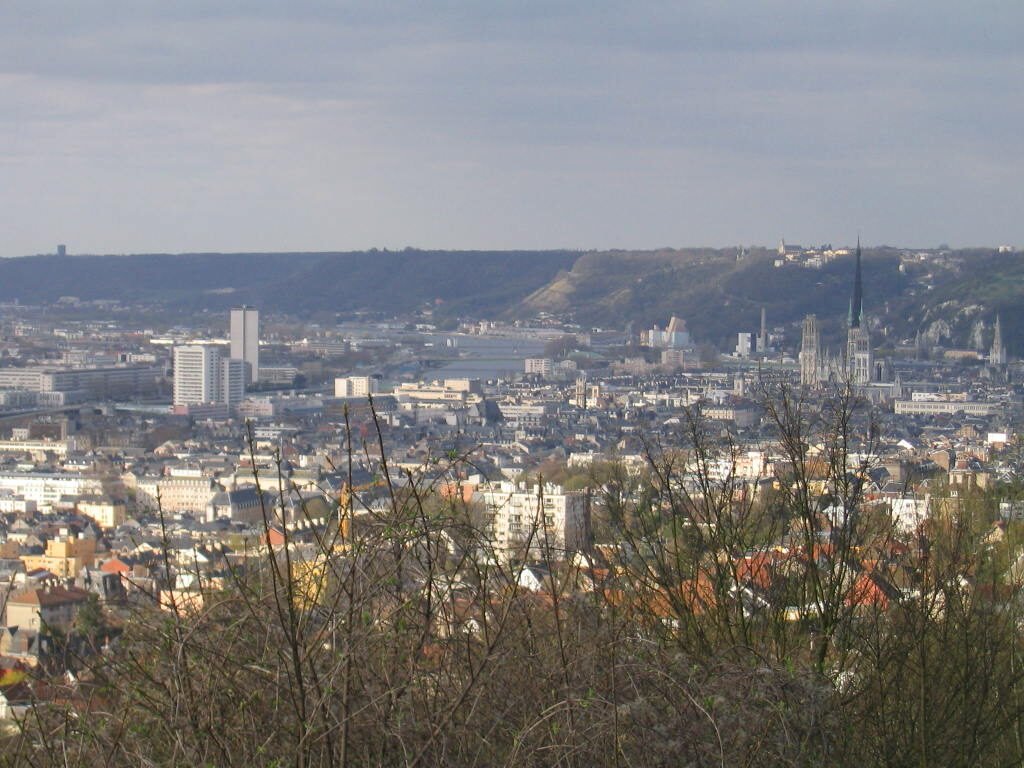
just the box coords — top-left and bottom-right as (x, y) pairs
(173, 345), (247, 408)
(524, 358), (553, 377)
(334, 376), (379, 398)
(476, 480), (587, 561)
(173, 345), (221, 406)
(0, 365), (162, 401)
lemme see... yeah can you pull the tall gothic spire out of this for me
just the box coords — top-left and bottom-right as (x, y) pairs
(848, 236), (864, 329)
(991, 314), (1007, 365)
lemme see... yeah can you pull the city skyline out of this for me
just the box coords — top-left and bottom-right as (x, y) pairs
(1, 2), (1022, 257)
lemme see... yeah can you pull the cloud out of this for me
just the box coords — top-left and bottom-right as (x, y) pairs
(0, 2), (1021, 255)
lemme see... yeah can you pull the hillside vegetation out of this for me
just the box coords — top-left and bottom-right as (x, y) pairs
(2, 247), (1022, 350)
(0, 250), (578, 320)
(521, 248), (907, 347)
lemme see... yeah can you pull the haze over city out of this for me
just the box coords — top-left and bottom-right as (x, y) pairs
(2, 1), (1022, 256)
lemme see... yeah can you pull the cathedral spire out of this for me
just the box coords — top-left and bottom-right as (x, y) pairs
(991, 314), (1007, 365)
(848, 236), (864, 329)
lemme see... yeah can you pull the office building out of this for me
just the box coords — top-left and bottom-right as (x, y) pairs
(220, 357), (247, 406)
(0, 365), (161, 400)
(230, 306), (260, 383)
(736, 332), (754, 359)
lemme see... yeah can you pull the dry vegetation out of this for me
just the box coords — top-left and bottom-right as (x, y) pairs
(4, 389), (1024, 767)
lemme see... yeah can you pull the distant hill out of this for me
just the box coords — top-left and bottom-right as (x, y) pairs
(517, 247), (908, 350)
(2, 247), (1021, 352)
(515, 247), (1024, 354)
(0, 250), (579, 321)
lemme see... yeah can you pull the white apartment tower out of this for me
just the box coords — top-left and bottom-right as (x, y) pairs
(230, 306), (260, 383)
(173, 345), (247, 406)
(173, 345), (221, 406)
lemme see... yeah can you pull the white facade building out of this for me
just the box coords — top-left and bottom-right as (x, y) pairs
(524, 358), (554, 377)
(334, 376), (379, 398)
(173, 345), (247, 407)
(134, 475), (221, 514)
(174, 345), (221, 406)
(476, 480), (587, 562)
(891, 496), (930, 534)
(0, 473), (103, 507)
(644, 316), (691, 349)
(894, 399), (1000, 416)
(735, 332), (754, 359)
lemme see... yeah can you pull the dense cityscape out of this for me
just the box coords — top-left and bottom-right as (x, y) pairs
(3, 1), (1022, 763)
(0, 238), (1018, 763)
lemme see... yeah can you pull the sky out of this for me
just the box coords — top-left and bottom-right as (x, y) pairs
(0, 1), (1021, 256)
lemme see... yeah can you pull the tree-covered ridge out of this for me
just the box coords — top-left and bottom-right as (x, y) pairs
(0, 250), (579, 319)
(2, 246), (1023, 350)
(520, 248), (907, 347)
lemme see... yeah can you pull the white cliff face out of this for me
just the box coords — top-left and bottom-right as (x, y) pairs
(969, 319), (987, 351)
(913, 301), (1000, 350)
(922, 319), (952, 346)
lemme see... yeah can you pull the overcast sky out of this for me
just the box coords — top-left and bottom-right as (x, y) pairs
(1, 1), (1021, 256)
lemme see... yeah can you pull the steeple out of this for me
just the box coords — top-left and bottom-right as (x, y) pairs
(848, 236), (864, 329)
(800, 314), (821, 387)
(990, 314), (1007, 365)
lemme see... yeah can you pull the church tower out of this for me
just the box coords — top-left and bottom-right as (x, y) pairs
(848, 236), (864, 329)
(846, 238), (872, 385)
(800, 314), (821, 387)
(990, 315), (1007, 365)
